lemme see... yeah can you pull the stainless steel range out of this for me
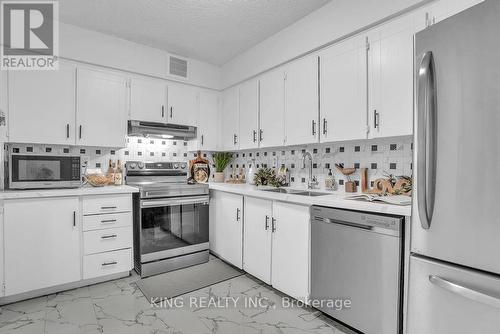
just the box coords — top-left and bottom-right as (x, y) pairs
(126, 161), (209, 278)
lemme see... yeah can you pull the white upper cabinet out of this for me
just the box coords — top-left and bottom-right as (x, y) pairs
(76, 68), (128, 147)
(194, 89), (219, 151)
(130, 77), (167, 123)
(220, 87), (240, 151)
(167, 82), (198, 126)
(368, 15), (414, 138)
(284, 55), (319, 146)
(243, 197), (273, 284)
(259, 69), (285, 148)
(4, 197), (81, 296)
(8, 63), (77, 145)
(238, 79), (259, 150)
(320, 35), (368, 142)
(414, 0), (483, 32)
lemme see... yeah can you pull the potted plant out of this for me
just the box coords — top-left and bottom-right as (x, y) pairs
(212, 152), (233, 182)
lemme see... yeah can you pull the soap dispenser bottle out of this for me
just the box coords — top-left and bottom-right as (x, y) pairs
(325, 169), (336, 190)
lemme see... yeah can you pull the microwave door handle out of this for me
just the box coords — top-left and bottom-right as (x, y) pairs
(429, 275), (500, 309)
(417, 51), (437, 230)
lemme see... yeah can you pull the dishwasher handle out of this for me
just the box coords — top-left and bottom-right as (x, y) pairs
(313, 216), (401, 237)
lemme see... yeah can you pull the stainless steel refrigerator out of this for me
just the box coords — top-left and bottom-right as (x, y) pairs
(409, 0), (500, 332)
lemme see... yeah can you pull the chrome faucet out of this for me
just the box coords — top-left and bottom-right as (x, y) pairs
(302, 151), (319, 189)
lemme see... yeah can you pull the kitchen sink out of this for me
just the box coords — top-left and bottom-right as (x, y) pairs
(292, 191), (330, 197)
(259, 188), (329, 196)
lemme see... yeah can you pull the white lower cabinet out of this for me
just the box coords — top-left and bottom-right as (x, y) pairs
(243, 197), (273, 284)
(3, 197), (81, 296)
(1, 193), (133, 299)
(83, 249), (132, 280)
(209, 191), (243, 268)
(239, 194), (310, 301)
(271, 202), (310, 301)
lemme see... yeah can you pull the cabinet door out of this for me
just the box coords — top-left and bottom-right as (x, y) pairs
(130, 77), (167, 123)
(271, 202), (310, 301)
(167, 82), (198, 126)
(259, 69), (285, 148)
(76, 68), (128, 147)
(196, 89), (219, 151)
(209, 191), (243, 268)
(320, 36), (368, 142)
(4, 197), (80, 296)
(238, 79), (259, 150)
(368, 16), (414, 138)
(8, 63), (76, 145)
(243, 197), (272, 284)
(220, 87), (239, 150)
(285, 55), (319, 146)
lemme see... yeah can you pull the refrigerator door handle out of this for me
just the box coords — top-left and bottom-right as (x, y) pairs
(417, 51), (437, 230)
(429, 275), (500, 309)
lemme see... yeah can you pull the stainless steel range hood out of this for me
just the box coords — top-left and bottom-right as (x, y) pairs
(128, 120), (197, 140)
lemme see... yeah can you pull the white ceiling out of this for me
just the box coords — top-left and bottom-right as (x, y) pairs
(58, 0), (331, 66)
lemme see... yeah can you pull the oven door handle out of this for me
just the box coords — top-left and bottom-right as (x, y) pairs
(141, 196), (210, 208)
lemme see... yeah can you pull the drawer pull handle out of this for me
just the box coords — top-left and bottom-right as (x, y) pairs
(101, 219), (117, 224)
(101, 261), (117, 267)
(101, 206), (117, 210)
(101, 234), (117, 240)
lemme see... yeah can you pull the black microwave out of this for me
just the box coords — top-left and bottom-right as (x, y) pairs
(8, 154), (81, 189)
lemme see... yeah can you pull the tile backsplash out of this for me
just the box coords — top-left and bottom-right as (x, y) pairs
(222, 136), (413, 192)
(2, 135), (413, 193)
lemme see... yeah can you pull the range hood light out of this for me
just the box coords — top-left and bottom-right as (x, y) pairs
(161, 134), (174, 139)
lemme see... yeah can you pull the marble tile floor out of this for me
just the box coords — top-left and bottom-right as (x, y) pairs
(0, 272), (349, 334)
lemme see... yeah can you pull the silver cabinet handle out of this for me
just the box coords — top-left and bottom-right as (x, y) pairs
(429, 275), (500, 309)
(236, 208), (241, 222)
(66, 124), (70, 138)
(373, 110), (380, 129)
(201, 134), (204, 146)
(73, 211), (76, 227)
(417, 51), (437, 230)
(265, 215), (270, 230)
(162, 105), (165, 118)
(312, 120), (316, 136)
(101, 234), (117, 240)
(271, 217), (276, 232)
(253, 130), (257, 143)
(170, 106), (173, 118)
(233, 134), (238, 145)
(100, 206), (117, 210)
(79, 125), (82, 139)
(101, 219), (117, 224)
(101, 261), (117, 267)
(323, 118), (327, 135)
(259, 129), (263, 142)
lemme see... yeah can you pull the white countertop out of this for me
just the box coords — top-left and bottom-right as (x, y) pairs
(0, 185), (139, 200)
(209, 183), (412, 217)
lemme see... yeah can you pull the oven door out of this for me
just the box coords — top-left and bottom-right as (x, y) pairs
(139, 195), (209, 263)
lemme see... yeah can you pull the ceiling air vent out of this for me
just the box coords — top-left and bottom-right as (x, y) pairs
(169, 56), (188, 78)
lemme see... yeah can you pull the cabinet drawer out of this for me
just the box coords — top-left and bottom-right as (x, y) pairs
(82, 194), (132, 215)
(83, 212), (132, 231)
(83, 248), (132, 280)
(83, 226), (132, 255)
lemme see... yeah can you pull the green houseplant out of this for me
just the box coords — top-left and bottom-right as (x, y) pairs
(212, 152), (233, 182)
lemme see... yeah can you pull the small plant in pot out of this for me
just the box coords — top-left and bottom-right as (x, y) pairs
(212, 152), (233, 182)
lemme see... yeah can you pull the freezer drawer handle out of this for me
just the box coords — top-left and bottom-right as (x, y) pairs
(417, 51), (437, 230)
(429, 275), (500, 309)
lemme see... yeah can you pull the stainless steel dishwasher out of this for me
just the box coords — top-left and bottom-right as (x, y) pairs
(311, 206), (404, 334)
